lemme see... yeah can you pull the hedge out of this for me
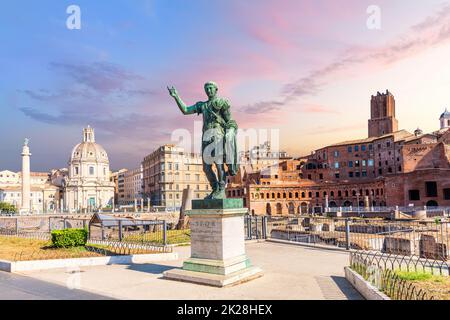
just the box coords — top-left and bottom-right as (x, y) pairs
(51, 228), (88, 248)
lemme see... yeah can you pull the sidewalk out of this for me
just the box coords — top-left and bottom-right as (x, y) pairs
(18, 242), (363, 300)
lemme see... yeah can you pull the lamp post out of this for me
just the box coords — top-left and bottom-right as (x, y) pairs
(356, 192), (360, 217)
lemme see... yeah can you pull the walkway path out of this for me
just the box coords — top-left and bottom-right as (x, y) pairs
(17, 242), (362, 300)
(0, 271), (112, 300)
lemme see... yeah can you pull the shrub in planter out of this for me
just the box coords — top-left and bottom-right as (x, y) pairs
(51, 228), (88, 248)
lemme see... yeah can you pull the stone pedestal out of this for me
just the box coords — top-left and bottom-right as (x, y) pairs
(164, 199), (263, 287)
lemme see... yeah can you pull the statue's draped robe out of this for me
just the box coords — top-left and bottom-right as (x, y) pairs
(191, 98), (238, 175)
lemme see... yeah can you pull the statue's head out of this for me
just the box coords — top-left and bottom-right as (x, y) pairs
(204, 81), (218, 99)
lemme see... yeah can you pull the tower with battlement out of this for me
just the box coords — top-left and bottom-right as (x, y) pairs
(368, 90), (398, 137)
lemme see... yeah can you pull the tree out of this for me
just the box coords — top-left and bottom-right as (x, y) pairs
(0, 202), (17, 213)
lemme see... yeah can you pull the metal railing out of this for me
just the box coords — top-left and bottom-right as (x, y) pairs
(349, 251), (450, 300)
(267, 216), (450, 260)
(244, 215), (268, 240)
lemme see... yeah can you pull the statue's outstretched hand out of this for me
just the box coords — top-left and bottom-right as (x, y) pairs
(167, 86), (178, 98)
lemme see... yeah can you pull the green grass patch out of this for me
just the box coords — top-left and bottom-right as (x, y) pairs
(395, 271), (434, 281)
(122, 229), (191, 245)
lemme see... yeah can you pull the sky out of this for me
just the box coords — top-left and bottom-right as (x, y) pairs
(1, 0), (450, 172)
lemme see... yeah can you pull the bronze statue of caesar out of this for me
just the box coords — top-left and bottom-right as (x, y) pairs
(168, 82), (238, 199)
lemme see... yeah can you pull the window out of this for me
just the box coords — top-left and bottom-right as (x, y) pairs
(335, 173), (340, 179)
(319, 173), (323, 180)
(444, 189), (450, 200)
(355, 172), (360, 178)
(369, 144), (373, 150)
(175, 163), (179, 171)
(409, 190), (420, 201)
(368, 159), (374, 167)
(361, 145), (366, 152)
(89, 167), (94, 175)
(349, 172), (354, 178)
(74, 167), (79, 175)
(362, 171), (367, 177)
(362, 160), (366, 167)
(355, 161), (360, 167)
(348, 161), (353, 168)
(334, 151), (339, 157)
(387, 141), (391, 148)
(334, 162), (339, 169)
(425, 181), (438, 197)
(354, 146), (359, 152)
(348, 146), (352, 153)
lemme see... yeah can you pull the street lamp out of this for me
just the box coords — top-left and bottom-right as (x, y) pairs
(356, 192), (360, 217)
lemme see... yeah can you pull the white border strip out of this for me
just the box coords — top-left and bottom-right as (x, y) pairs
(344, 267), (390, 300)
(0, 252), (178, 273)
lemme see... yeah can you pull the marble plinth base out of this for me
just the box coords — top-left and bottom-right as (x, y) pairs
(163, 266), (263, 288)
(164, 199), (263, 287)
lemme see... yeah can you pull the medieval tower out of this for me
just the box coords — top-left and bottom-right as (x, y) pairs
(368, 90), (398, 137)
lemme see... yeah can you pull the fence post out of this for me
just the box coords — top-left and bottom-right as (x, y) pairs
(15, 217), (19, 235)
(163, 220), (167, 245)
(247, 216), (251, 240)
(345, 218), (350, 250)
(255, 216), (258, 240)
(263, 216), (268, 239)
(118, 220), (123, 242)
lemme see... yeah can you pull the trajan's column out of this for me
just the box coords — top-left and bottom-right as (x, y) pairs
(21, 138), (31, 213)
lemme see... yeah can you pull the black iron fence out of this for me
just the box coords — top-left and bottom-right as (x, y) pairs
(349, 250), (450, 300)
(267, 216), (450, 261)
(244, 215), (268, 240)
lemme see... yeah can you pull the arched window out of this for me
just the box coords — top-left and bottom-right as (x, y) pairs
(266, 203), (272, 215)
(301, 192), (305, 198)
(288, 203), (295, 215)
(276, 203), (283, 215)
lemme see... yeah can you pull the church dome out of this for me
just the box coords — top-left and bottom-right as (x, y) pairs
(440, 108), (450, 119)
(69, 126), (109, 164)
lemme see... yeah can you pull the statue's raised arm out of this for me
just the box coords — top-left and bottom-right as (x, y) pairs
(167, 86), (198, 115)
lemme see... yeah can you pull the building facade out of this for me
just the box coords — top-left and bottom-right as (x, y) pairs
(142, 144), (210, 208)
(0, 170), (60, 213)
(227, 91), (450, 215)
(119, 166), (143, 206)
